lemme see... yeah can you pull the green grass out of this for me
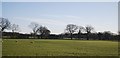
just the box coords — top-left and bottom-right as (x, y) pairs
(0, 39), (2, 57)
(2, 39), (118, 56)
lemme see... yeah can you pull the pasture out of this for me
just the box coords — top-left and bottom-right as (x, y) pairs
(0, 39), (2, 57)
(2, 39), (118, 56)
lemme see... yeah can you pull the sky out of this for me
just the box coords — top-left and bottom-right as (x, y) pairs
(2, 2), (118, 34)
(119, 2), (120, 32)
(1, 0), (119, 2)
(0, 2), (1, 17)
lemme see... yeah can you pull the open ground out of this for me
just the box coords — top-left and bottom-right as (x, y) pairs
(2, 39), (118, 56)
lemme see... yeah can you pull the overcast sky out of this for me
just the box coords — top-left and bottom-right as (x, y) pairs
(2, 2), (118, 34)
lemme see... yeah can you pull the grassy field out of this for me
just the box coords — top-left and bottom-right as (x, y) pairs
(2, 39), (118, 56)
(0, 39), (2, 57)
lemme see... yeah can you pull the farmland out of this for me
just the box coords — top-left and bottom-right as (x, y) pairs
(2, 39), (118, 56)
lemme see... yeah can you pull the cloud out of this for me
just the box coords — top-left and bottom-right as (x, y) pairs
(13, 17), (66, 26)
(13, 14), (86, 26)
(12, 15), (88, 34)
(11, 13), (117, 34)
(39, 14), (88, 25)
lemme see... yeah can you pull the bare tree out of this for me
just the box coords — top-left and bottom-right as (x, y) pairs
(118, 31), (120, 35)
(85, 25), (94, 40)
(97, 32), (103, 40)
(0, 18), (10, 39)
(78, 26), (84, 39)
(0, 18), (11, 32)
(29, 22), (40, 39)
(10, 24), (20, 38)
(118, 31), (120, 41)
(11, 24), (19, 33)
(37, 26), (50, 39)
(103, 31), (112, 40)
(65, 24), (78, 39)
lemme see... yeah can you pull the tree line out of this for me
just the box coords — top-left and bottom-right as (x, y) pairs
(0, 18), (119, 40)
